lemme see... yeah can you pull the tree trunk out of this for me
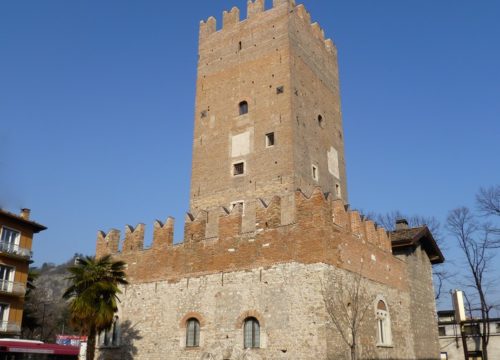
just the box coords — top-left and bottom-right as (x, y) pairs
(86, 327), (97, 360)
(350, 344), (356, 360)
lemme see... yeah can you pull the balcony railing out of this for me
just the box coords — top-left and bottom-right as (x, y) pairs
(0, 321), (21, 333)
(0, 242), (32, 259)
(0, 280), (26, 296)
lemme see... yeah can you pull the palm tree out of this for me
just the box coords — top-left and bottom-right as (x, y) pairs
(63, 255), (128, 360)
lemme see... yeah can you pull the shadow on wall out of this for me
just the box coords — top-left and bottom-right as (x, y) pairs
(97, 320), (142, 360)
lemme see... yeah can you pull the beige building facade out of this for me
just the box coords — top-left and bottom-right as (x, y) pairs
(0, 208), (46, 336)
(95, 1), (444, 359)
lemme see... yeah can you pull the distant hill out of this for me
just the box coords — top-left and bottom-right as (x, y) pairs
(22, 254), (86, 341)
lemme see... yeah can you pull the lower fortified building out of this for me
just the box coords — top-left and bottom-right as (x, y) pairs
(95, 1), (444, 359)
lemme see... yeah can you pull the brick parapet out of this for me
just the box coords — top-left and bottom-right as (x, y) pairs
(199, 1), (335, 56)
(96, 187), (406, 290)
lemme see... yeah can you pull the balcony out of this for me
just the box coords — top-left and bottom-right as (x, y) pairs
(0, 321), (21, 334)
(0, 280), (26, 296)
(0, 242), (32, 259)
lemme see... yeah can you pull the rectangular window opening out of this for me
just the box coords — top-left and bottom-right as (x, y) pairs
(265, 133), (275, 147)
(438, 326), (446, 336)
(335, 184), (341, 198)
(233, 162), (245, 176)
(276, 86), (284, 94)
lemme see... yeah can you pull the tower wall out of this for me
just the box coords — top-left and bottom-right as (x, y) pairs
(190, 0), (347, 216)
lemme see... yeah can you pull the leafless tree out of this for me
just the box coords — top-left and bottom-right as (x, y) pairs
(322, 270), (372, 360)
(447, 206), (498, 360)
(477, 185), (500, 217)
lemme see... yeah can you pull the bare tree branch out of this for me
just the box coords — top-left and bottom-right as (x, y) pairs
(477, 185), (500, 217)
(447, 206), (498, 360)
(321, 269), (372, 360)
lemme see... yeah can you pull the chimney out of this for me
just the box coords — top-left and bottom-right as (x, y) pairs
(20, 208), (31, 220)
(395, 218), (409, 230)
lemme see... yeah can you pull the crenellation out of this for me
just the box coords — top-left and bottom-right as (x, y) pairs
(295, 4), (311, 24)
(222, 7), (240, 29)
(348, 211), (364, 239)
(247, 0), (264, 18)
(256, 196), (281, 231)
(96, 229), (120, 257)
(123, 224), (145, 253)
(184, 211), (208, 243)
(295, 187), (333, 228)
(152, 217), (174, 248)
(324, 38), (336, 55)
(199, 17), (216, 40)
(332, 199), (350, 230)
(310, 22), (325, 42)
(219, 203), (243, 240)
(364, 220), (378, 246)
(378, 227), (391, 251)
(273, 0), (296, 10)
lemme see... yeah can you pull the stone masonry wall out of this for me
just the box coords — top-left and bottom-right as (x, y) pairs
(97, 262), (417, 360)
(397, 246), (441, 358)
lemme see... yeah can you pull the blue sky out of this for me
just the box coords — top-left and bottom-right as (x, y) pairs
(1, 1), (499, 305)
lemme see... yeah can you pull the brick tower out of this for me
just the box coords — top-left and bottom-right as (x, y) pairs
(190, 0), (347, 218)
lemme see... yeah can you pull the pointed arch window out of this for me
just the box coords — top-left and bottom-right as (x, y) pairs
(186, 318), (200, 347)
(244, 317), (260, 348)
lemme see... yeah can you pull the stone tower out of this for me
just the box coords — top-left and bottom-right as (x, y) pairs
(190, 0), (347, 219)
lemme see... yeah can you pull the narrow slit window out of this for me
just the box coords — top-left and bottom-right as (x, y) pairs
(336, 184), (341, 198)
(265, 133), (275, 147)
(312, 165), (318, 181)
(238, 41), (242, 51)
(233, 162), (245, 176)
(239, 101), (248, 115)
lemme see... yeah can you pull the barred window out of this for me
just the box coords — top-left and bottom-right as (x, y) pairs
(186, 318), (200, 347)
(233, 162), (245, 176)
(244, 317), (260, 349)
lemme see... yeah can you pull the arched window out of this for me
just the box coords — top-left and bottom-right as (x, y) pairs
(317, 114), (324, 128)
(186, 318), (200, 347)
(244, 317), (260, 348)
(239, 101), (249, 115)
(376, 299), (392, 346)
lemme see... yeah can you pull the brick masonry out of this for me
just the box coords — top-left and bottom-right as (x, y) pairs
(95, 1), (442, 359)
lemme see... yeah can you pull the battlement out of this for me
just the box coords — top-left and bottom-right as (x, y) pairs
(199, 1), (336, 55)
(95, 187), (406, 289)
(96, 187), (390, 258)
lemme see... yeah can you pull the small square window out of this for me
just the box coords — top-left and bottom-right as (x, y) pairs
(233, 162), (245, 176)
(265, 133), (275, 147)
(276, 86), (284, 94)
(312, 165), (318, 181)
(438, 326), (446, 336)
